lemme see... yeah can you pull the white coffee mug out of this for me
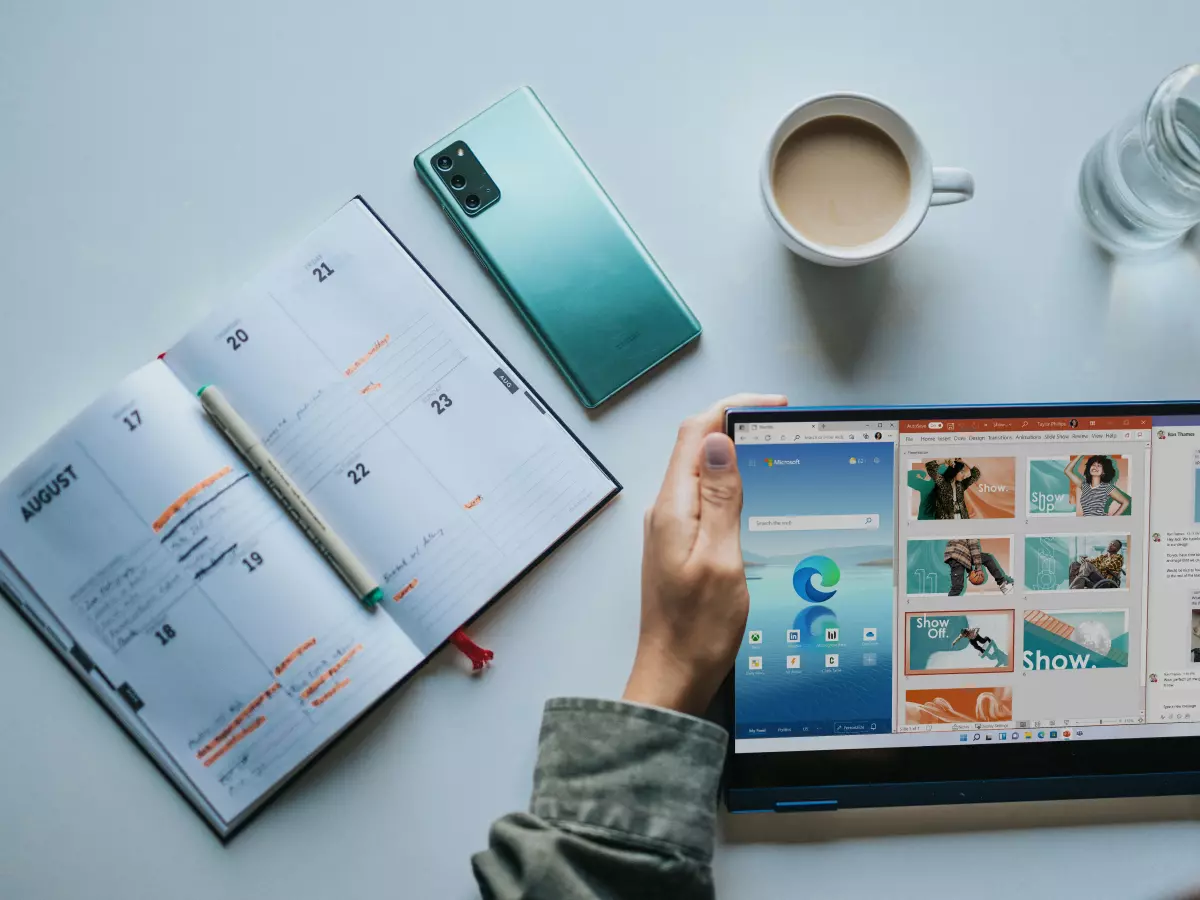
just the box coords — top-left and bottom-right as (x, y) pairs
(760, 93), (974, 267)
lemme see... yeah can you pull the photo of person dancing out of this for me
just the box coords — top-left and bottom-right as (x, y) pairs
(945, 538), (1014, 596)
(1065, 455), (1131, 516)
(909, 467), (938, 519)
(925, 458), (980, 520)
(1069, 539), (1125, 589)
(951, 626), (993, 658)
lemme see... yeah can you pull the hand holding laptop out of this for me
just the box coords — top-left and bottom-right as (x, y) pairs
(622, 394), (786, 716)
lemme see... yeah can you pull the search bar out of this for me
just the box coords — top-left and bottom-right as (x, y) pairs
(748, 514), (880, 532)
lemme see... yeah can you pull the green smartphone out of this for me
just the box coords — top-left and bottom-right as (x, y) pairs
(414, 87), (701, 408)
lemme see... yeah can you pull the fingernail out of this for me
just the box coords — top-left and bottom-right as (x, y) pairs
(704, 433), (732, 469)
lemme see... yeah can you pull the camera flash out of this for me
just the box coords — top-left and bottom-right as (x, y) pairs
(456, 147), (465, 157)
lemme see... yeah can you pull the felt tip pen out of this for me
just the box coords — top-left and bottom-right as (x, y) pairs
(197, 384), (383, 610)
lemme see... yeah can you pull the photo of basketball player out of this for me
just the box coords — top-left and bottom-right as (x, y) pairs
(945, 537), (1014, 596)
(907, 537), (1014, 596)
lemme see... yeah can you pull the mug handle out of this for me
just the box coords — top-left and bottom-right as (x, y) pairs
(931, 167), (975, 206)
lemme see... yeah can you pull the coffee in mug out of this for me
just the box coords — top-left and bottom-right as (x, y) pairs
(760, 93), (975, 266)
(771, 115), (911, 247)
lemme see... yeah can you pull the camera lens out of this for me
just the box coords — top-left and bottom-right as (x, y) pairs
(450, 174), (467, 190)
(464, 194), (481, 210)
(436, 155), (453, 171)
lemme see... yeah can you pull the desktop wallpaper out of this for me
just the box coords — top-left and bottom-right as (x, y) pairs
(735, 440), (895, 739)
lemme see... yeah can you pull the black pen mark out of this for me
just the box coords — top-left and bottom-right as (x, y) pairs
(194, 544), (238, 581)
(178, 536), (209, 562)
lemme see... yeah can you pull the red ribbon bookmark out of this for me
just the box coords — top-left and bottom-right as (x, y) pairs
(449, 629), (494, 672)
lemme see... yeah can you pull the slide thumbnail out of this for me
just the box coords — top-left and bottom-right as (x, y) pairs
(1024, 534), (1130, 591)
(1194, 454), (1200, 523)
(1192, 610), (1200, 664)
(906, 537), (1014, 596)
(905, 686), (1013, 725)
(905, 610), (1015, 675)
(1028, 455), (1132, 517)
(908, 457), (1015, 520)
(1022, 608), (1130, 670)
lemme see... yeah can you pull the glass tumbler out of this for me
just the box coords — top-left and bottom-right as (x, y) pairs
(1079, 64), (1200, 254)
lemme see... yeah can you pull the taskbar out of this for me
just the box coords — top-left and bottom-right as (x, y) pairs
(894, 715), (1143, 734)
(734, 719), (1200, 754)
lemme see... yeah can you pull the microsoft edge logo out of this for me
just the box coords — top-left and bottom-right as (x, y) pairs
(793, 555), (840, 603)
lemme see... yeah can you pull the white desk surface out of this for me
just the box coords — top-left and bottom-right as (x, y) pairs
(3, 2), (1200, 897)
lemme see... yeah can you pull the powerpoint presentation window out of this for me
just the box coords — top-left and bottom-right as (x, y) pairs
(896, 421), (1149, 731)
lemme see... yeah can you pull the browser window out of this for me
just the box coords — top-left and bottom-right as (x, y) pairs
(734, 421), (897, 739)
(733, 412), (1200, 754)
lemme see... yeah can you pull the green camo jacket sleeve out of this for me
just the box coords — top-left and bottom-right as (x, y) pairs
(472, 698), (728, 900)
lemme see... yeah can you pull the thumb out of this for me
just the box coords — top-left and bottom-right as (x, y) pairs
(698, 433), (742, 545)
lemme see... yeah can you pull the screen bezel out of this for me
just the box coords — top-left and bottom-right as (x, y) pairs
(723, 401), (1200, 798)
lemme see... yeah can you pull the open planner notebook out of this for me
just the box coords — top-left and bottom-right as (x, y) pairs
(0, 198), (619, 837)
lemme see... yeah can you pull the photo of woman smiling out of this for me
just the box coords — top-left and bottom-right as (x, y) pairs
(1065, 454), (1131, 517)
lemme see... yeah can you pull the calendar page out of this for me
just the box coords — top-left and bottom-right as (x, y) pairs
(0, 362), (425, 831)
(163, 199), (618, 653)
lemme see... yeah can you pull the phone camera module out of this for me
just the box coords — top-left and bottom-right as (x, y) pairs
(432, 142), (498, 216)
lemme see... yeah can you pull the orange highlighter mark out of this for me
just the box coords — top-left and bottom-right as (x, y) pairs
(203, 716), (267, 768)
(463, 495), (483, 510)
(360, 382), (382, 395)
(299, 644), (363, 700)
(344, 335), (390, 378)
(196, 682), (280, 760)
(153, 466), (234, 533)
(274, 637), (316, 677)
(311, 677), (351, 708)
(392, 578), (419, 602)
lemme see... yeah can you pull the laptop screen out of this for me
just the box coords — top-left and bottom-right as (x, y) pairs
(731, 410), (1199, 753)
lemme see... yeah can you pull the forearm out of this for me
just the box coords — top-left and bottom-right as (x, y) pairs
(473, 698), (726, 900)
